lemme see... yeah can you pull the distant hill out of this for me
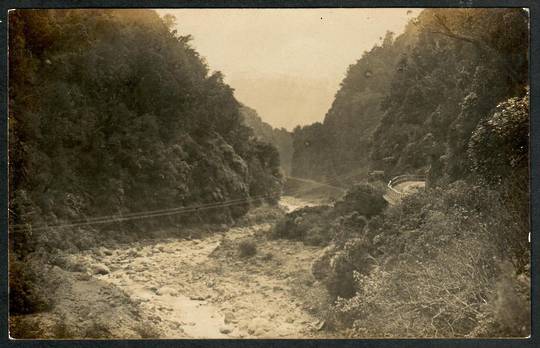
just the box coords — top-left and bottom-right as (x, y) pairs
(240, 105), (293, 175)
(291, 28), (418, 184)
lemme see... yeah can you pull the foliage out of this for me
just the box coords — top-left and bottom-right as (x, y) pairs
(290, 9), (528, 187)
(333, 183), (388, 218)
(9, 9), (282, 313)
(468, 90), (529, 186)
(234, 203), (285, 227)
(238, 238), (257, 258)
(318, 182), (529, 337)
(291, 30), (417, 183)
(9, 255), (52, 314)
(271, 205), (333, 245)
(285, 10), (531, 336)
(370, 9), (528, 182)
(273, 182), (385, 248)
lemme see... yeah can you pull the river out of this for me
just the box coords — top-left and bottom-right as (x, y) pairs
(63, 196), (328, 338)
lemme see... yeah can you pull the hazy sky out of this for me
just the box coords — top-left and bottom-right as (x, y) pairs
(158, 9), (421, 130)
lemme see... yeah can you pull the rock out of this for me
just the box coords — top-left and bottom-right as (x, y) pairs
(224, 312), (236, 324)
(74, 273), (92, 281)
(156, 286), (177, 296)
(189, 295), (206, 301)
(127, 250), (142, 257)
(219, 326), (232, 334)
(69, 262), (87, 273)
(252, 328), (265, 337)
(93, 264), (110, 275)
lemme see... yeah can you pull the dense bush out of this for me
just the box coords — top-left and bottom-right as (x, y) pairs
(468, 91), (529, 185)
(234, 203), (285, 227)
(312, 237), (375, 299)
(333, 183), (388, 218)
(291, 9), (528, 186)
(319, 182), (529, 337)
(271, 205), (333, 245)
(9, 250), (65, 315)
(9, 9), (282, 314)
(287, 13), (530, 333)
(273, 182), (385, 247)
(291, 30), (416, 182)
(9, 256), (51, 314)
(9, 9), (283, 253)
(468, 92), (529, 271)
(238, 239), (257, 258)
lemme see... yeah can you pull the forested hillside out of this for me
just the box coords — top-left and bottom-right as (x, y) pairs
(292, 29), (418, 183)
(371, 9), (528, 184)
(240, 105), (293, 175)
(279, 8), (530, 338)
(291, 9), (528, 187)
(9, 9), (282, 313)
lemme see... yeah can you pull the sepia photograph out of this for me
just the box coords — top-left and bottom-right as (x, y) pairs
(7, 7), (531, 339)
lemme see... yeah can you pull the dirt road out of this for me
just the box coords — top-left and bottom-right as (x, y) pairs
(63, 196), (329, 338)
(392, 180), (426, 194)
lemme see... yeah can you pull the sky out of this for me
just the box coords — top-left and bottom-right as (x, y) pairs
(157, 9), (421, 130)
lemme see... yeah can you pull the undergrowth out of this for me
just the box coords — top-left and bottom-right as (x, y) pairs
(304, 181), (530, 337)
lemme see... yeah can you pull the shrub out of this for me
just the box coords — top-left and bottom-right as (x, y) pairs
(271, 205), (333, 245)
(468, 90), (529, 187)
(51, 316), (75, 339)
(9, 254), (54, 314)
(135, 321), (162, 338)
(330, 212), (368, 248)
(333, 183), (387, 218)
(9, 315), (45, 339)
(471, 262), (530, 337)
(234, 203), (285, 227)
(84, 320), (111, 338)
(322, 181), (529, 337)
(312, 237), (374, 299)
(238, 239), (257, 257)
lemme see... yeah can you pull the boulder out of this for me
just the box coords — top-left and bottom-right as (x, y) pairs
(93, 264), (110, 275)
(156, 286), (177, 296)
(219, 326), (232, 334)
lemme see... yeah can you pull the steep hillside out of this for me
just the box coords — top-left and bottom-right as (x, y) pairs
(9, 9), (282, 313)
(370, 9), (529, 184)
(240, 105), (293, 175)
(282, 8), (530, 338)
(291, 9), (528, 187)
(291, 29), (418, 183)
